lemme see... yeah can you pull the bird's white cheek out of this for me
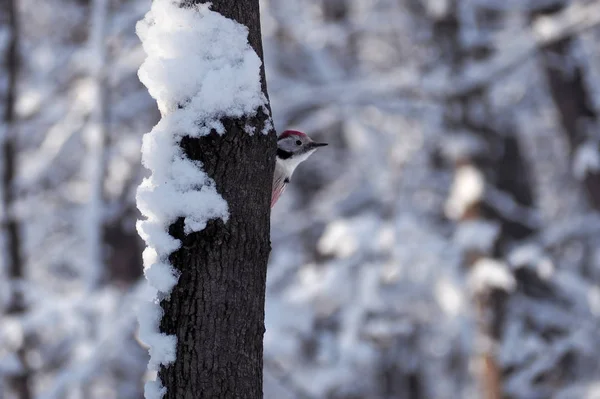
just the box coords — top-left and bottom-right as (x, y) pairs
(277, 149), (317, 178)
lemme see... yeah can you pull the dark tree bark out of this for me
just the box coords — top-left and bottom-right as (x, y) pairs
(1, 0), (30, 398)
(157, 1), (276, 398)
(530, 3), (600, 210)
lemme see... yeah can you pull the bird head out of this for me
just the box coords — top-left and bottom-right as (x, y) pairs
(271, 130), (327, 207)
(277, 130), (328, 164)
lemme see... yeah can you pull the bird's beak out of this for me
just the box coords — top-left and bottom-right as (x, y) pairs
(310, 142), (328, 148)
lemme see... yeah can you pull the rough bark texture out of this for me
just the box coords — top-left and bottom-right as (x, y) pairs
(158, 1), (276, 398)
(1, 0), (30, 398)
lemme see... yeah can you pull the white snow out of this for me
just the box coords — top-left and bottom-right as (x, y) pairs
(136, 1), (267, 119)
(445, 164), (485, 220)
(573, 141), (600, 179)
(469, 258), (516, 294)
(144, 259), (180, 295)
(144, 378), (167, 399)
(0, 317), (24, 349)
(317, 220), (358, 258)
(435, 278), (464, 316)
(533, 2), (600, 44)
(424, 0), (450, 19)
(135, 1), (270, 398)
(137, 301), (176, 369)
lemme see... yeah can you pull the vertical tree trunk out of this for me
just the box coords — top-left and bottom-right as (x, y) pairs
(85, 0), (109, 288)
(430, 5), (505, 398)
(0, 0), (30, 398)
(427, 2), (537, 398)
(530, 3), (600, 210)
(157, 1), (276, 398)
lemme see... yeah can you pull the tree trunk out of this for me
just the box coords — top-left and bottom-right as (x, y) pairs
(530, 3), (600, 210)
(1, 0), (30, 398)
(157, 1), (276, 398)
(85, 0), (110, 288)
(427, 2), (537, 398)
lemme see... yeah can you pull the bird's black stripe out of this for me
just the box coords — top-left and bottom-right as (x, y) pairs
(277, 149), (293, 159)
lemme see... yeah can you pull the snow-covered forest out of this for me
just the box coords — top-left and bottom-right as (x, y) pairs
(1, 0), (600, 398)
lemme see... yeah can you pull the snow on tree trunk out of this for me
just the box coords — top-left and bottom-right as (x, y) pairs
(135, 1), (276, 398)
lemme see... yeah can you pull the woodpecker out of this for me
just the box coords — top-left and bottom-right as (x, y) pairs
(271, 130), (328, 208)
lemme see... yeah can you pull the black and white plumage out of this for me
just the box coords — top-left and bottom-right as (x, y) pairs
(271, 130), (328, 208)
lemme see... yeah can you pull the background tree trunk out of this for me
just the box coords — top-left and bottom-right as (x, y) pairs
(425, 2), (537, 398)
(0, 0), (30, 397)
(85, 0), (110, 288)
(157, 1), (276, 398)
(530, 2), (600, 210)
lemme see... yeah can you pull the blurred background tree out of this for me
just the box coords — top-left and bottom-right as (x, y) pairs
(1, 0), (600, 398)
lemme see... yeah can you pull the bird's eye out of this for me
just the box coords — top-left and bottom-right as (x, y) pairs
(295, 140), (302, 146)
